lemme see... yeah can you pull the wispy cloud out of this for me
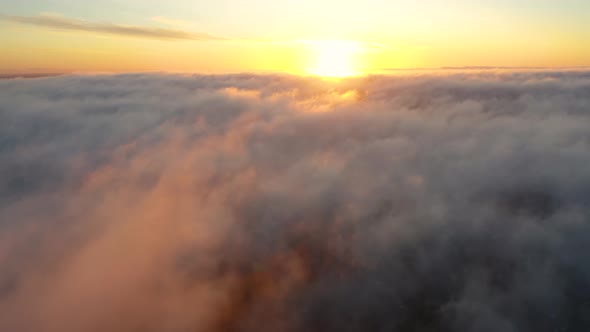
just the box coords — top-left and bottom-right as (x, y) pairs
(0, 13), (225, 41)
(383, 66), (590, 71)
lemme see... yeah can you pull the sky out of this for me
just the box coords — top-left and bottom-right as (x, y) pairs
(1, 0), (590, 74)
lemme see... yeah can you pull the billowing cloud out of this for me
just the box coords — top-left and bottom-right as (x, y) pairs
(1, 71), (590, 332)
(0, 13), (225, 41)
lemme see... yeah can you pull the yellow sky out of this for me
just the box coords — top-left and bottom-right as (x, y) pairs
(1, 3), (589, 75)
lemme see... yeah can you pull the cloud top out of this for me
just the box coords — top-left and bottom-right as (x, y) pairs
(1, 72), (590, 332)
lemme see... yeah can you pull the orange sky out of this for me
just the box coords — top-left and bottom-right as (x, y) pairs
(1, 1), (589, 75)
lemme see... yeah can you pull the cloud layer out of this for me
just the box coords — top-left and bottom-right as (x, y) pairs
(1, 71), (590, 332)
(0, 13), (224, 40)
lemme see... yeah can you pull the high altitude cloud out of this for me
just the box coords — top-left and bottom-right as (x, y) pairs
(1, 71), (590, 332)
(0, 13), (225, 41)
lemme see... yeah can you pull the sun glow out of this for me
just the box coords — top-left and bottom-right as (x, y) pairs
(306, 40), (362, 78)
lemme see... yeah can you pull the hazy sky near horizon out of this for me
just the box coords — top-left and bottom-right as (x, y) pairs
(1, 0), (589, 74)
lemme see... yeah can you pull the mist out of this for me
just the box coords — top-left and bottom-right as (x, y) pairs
(1, 71), (590, 332)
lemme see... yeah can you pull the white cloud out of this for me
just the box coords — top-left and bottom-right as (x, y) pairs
(0, 71), (590, 331)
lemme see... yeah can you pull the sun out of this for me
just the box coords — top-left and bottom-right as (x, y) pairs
(306, 40), (362, 78)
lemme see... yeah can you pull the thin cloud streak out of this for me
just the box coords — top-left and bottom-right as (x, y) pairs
(0, 13), (226, 41)
(383, 66), (590, 71)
